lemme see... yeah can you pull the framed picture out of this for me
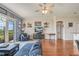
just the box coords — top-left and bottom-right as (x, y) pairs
(22, 23), (26, 28)
(68, 22), (73, 27)
(44, 22), (49, 28)
(35, 26), (43, 32)
(35, 21), (41, 26)
(27, 23), (32, 28)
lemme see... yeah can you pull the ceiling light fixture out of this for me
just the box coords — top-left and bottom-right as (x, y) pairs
(42, 9), (48, 14)
(35, 3), (54, 15)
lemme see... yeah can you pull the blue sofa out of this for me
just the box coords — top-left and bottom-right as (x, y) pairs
(29, 42), (41, 56)
(14, 41), (41, 56)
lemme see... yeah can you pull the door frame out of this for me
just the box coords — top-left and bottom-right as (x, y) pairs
(56, 21), (63, 40)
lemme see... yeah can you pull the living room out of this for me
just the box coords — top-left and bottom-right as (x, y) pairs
(0, 3), (79, 56)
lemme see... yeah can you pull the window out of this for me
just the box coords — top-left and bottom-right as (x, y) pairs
(0, 15), (17, 42)
(8, 20), (14, 41)
(0, 18), (5, 43)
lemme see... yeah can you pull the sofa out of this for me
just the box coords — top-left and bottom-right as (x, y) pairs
(14, 41), (41, 56)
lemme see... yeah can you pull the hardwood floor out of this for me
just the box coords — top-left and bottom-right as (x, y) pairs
(56, 39), (64, 55)
(41, 39), (56, 56)
(40, 39), (79, 56)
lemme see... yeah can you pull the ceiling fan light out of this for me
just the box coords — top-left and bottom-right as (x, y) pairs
(42, 10), (48, 14)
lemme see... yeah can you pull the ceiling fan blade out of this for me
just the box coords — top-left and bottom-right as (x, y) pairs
(49, 11), (53, 13)
(50, 4), (54, 7)
(39, 4), (43, 7)
(35, 10), (39, 12)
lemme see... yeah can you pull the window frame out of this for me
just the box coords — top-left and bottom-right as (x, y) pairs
(0, 13), (17, 42)
(0, 18), (5, 43)
(8, 20), (14, 41)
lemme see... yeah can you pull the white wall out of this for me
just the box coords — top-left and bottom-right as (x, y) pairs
(23, 17), (55, 39)
(56, 16), (79, 40)
(23, 16), (79, 40)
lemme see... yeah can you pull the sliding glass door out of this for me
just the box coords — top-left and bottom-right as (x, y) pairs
(0, 18), (5, 43)
(8, 20), (14, 41)
(0, 17), (15, 42)
(0, 14), (17, 42)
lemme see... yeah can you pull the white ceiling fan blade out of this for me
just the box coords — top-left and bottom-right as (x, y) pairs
(35, 10), (39, 12)
(50, 11), (53, 13)
(50, 4), (54, 7)
(39, 4), (43, 7)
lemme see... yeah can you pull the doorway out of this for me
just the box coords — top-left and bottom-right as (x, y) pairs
(56, 21), (63, 40)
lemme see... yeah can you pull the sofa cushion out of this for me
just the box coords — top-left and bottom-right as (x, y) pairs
(14, 43), (33, 56)
(29, 41), (41, 56)
(29, 49), (41, 56)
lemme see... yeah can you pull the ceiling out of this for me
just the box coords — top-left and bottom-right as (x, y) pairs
(2, 3), (79, 20)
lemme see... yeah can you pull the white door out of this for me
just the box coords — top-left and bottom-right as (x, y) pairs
(56, 21), (63, 40)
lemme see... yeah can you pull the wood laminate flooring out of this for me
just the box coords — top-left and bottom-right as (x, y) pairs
(40, 39), (79, 56)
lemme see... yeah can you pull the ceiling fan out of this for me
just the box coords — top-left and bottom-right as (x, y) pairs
(35, 3), (54, 15)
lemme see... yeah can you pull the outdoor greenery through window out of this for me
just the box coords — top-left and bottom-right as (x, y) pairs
(0, 17), (5, 43)
(0, 16), (14, 42)
(8, 20), (14, 41)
